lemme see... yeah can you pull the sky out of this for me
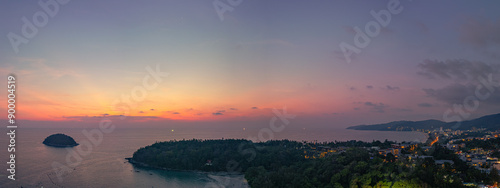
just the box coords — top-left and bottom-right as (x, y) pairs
(1, 0), (500, 128)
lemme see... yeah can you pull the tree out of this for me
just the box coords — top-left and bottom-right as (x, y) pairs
(386, 153), (396, 163)
(489, 167), (500, 184)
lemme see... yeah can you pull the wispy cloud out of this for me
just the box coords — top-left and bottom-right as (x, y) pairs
(14, 57), (85, 79)
(394, 108), (412, 112)
(459, 18), (500, 48)
(423, 83), (471, 104)
(212, 110), (225, 116)
(384, 85), (400, 91)
(364, 102), (388, 113)
(418, 103), (433, 108)
(62, 115), (161, 121)
(419, 59), (500, 105)
(417, 59), (498, 82)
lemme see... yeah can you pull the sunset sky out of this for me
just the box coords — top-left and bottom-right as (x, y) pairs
(1, 1), (500, 128)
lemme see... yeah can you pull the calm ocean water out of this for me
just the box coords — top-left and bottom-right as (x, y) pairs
(0, 127), (427, 188)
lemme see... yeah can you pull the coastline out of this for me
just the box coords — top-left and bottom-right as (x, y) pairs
(346, 129), (430, 143)
(125, 157), (242, 175)
(42, 142), (79, 147)
(126, 157), (249, 187)
(125, 157), (249, 176)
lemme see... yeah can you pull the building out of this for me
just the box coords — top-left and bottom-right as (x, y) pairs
(379, 148), (399, 157)
(435, 160), (454, 167)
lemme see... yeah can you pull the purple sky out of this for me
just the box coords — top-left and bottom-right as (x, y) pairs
(1, 0), (500, 128)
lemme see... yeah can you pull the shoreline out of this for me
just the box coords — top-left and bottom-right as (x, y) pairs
(43, 142), (79, 147)
(126, 157), (250, 187)
(125, 157), (244, 176)
(346, 129), (430, 143)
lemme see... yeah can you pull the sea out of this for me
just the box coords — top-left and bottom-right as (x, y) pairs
(0, 126), (427, 188)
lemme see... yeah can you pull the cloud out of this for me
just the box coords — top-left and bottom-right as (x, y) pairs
(251, 107), (258, 109)
(417, 59), (498, 82)
(14, 57), (85, 79)
(366, 85), (373, 89)
(349, 86), (356, 91)
(384, 85), (400, 91)
(150, 109), (155, 111)
(459, 18), (500, 59)
(212, 110), (225, 116)
(423, 82), (500, 105)
(394, 108), (413, 112)
(139, 111), (144, 113)
(229, 108), (238, 111)
(418, 103), (433, 108)
(364, 102), (388, 113)
(419, 59), (500, 106)
(165, 111), (180, 115)
(422, 83), (476, 104)
(423, 83), (472, 104)
(101, 113), (109, 116)
(459, 18), (500, 48)
(62, 115), (160, 121)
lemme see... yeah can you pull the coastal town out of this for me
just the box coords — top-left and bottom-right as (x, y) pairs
(301, 128), (500, 187)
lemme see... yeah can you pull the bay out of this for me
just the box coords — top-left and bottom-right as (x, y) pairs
(0, 127), (427, 188)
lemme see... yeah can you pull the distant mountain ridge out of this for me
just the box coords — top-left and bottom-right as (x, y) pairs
(347, 113), (500, 131)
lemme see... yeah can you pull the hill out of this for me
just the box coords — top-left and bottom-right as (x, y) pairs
(128, 139), (489, 187)
(43, 133), (79, 147)
(347, 113), (500, 131)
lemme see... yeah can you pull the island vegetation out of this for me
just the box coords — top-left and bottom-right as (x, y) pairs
(130, 139), (499, 187)
(347, 113), (500, 132)
(43, 133), (79, 147)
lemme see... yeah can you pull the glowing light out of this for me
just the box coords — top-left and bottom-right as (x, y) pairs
(430, 136), (439, 146)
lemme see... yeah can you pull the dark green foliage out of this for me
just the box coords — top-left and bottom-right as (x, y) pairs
(244, 147), (460, 188)
(132, 139), (493, 187)
(43, 133), (78, 147)
(132, 139), (305, 172)
(489, 167), (500, 184)
(325, 139), (395, 149)
(492, 151), (500, 158)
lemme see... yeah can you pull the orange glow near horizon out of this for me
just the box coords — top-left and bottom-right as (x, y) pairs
(3, 82), (347, 122)
(0, 66), (354, 122)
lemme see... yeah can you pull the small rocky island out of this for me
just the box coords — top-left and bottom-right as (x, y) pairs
(43, 133), (79, 147)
